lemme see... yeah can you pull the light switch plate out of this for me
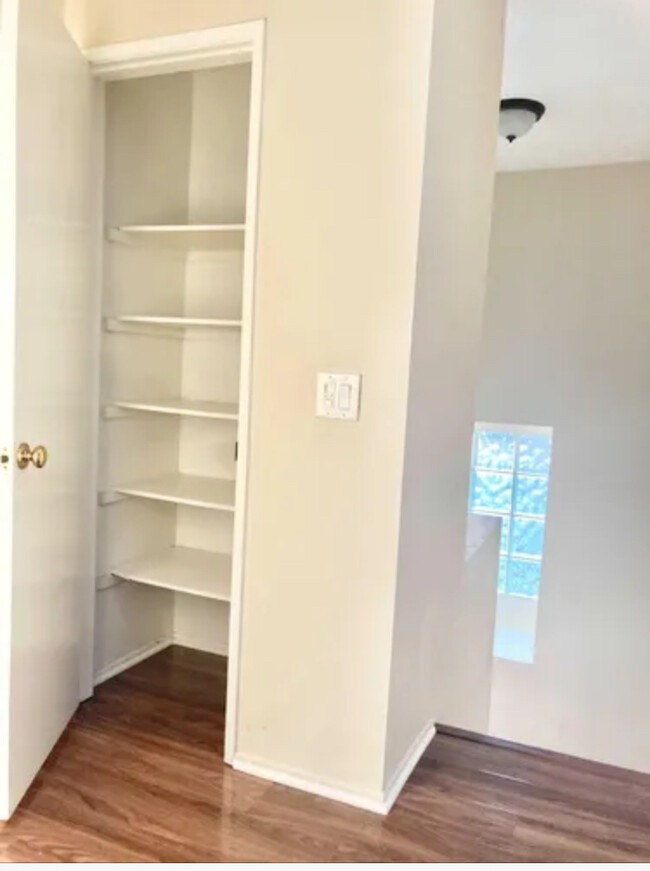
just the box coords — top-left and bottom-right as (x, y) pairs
(316, 373), (361, 420)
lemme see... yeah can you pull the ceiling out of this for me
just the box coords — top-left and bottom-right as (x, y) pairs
(497, 0), (650, 172)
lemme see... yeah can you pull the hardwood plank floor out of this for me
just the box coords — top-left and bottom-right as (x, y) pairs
(1, 645), (649, 862)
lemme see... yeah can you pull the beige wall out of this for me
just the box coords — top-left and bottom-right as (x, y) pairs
(63, 0), (266, 47)
(68, 0), (505, 800)
(384, 0), (505, 784)
(478, 163), (650, 773)
(71, 0), (436, 800)
(438, 516), (500, 734)
(234, 0), (436, 798)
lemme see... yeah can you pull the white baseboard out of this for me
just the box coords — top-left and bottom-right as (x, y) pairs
(172, 631), (229, 657)
(234, 721), (435, 816)
(93, 638), (172, 686)
(93, 632), (227, 686)
(382, 720), (436, 812)
(94, 640), (433, 816)
(233, 755), (387, 814)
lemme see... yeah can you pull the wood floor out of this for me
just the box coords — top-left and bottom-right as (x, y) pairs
(1, 646), (649, 862)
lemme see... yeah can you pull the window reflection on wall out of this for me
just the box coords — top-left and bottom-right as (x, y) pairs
(469, 424), (553, 663)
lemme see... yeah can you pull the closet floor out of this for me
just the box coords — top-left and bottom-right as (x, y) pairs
(1, 646), (650, 862)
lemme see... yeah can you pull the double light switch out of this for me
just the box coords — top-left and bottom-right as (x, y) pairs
(316, 373), (361, 420)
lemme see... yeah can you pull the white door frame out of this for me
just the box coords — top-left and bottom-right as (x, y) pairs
(85, 19), (266, 765)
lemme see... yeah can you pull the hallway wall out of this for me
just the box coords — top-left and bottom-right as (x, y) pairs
(477, 162), (650, 772)
(385, 0), (505, 785)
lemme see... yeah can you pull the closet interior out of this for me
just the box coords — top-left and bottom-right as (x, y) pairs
(94, 61), (254, 724)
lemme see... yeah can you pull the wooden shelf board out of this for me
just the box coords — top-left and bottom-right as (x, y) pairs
(109, 315), (243, 329)
(108, 224), (246, 250)
(111, 545), (232, 602)
(106, 398), (239, 420)
(112, 473), (236, 512)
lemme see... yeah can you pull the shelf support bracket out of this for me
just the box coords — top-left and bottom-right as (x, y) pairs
(96, 573), (125, 591)
(98, 490), (131, 507)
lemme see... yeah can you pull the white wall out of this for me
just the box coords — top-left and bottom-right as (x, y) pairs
(438, 515), (500, 734)
(384, 0), (505, 785)
(96, 73), (191, 676)
(96, 66), (250, 676)
(477, 162), (650, 773)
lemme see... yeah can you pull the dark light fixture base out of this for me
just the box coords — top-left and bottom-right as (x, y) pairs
(500, 97), (546, 121)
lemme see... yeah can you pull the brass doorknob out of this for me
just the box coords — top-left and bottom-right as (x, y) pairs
(16, 443), (48, 470)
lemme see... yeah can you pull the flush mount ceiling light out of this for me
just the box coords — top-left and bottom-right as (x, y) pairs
(499, 98), (546, 143)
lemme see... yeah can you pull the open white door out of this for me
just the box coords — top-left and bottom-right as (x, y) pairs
(0, 0), (95, 819)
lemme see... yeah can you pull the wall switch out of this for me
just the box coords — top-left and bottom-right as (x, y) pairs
(316, 373), (361, 420)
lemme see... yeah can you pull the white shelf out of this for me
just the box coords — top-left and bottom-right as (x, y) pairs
(105, 398), (239, 420)
(111, 472), (236, 511)
(108, 224), (245, 250)
(111, 545), (232, 602)
(107, 315), (243, 330)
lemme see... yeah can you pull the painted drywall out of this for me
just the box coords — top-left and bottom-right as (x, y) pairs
(233, 0), (436, 800)
(187, 65), (250, 225)
(437, 516), (500, 734)
(477, 163), (650, 773)
(174, 64), (251, 665)
(96, 66), (249, 677)
(62, 0), (267, 48)
(70, 0), (508, 800)
(96, 72), (191, 676)
(384, 0), (506, 785)
(72, 0), (437, 800)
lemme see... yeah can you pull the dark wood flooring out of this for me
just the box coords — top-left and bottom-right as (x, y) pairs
(1, 645), (649, 862)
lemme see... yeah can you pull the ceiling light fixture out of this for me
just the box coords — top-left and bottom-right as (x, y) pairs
(499, 98), (546, 144)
